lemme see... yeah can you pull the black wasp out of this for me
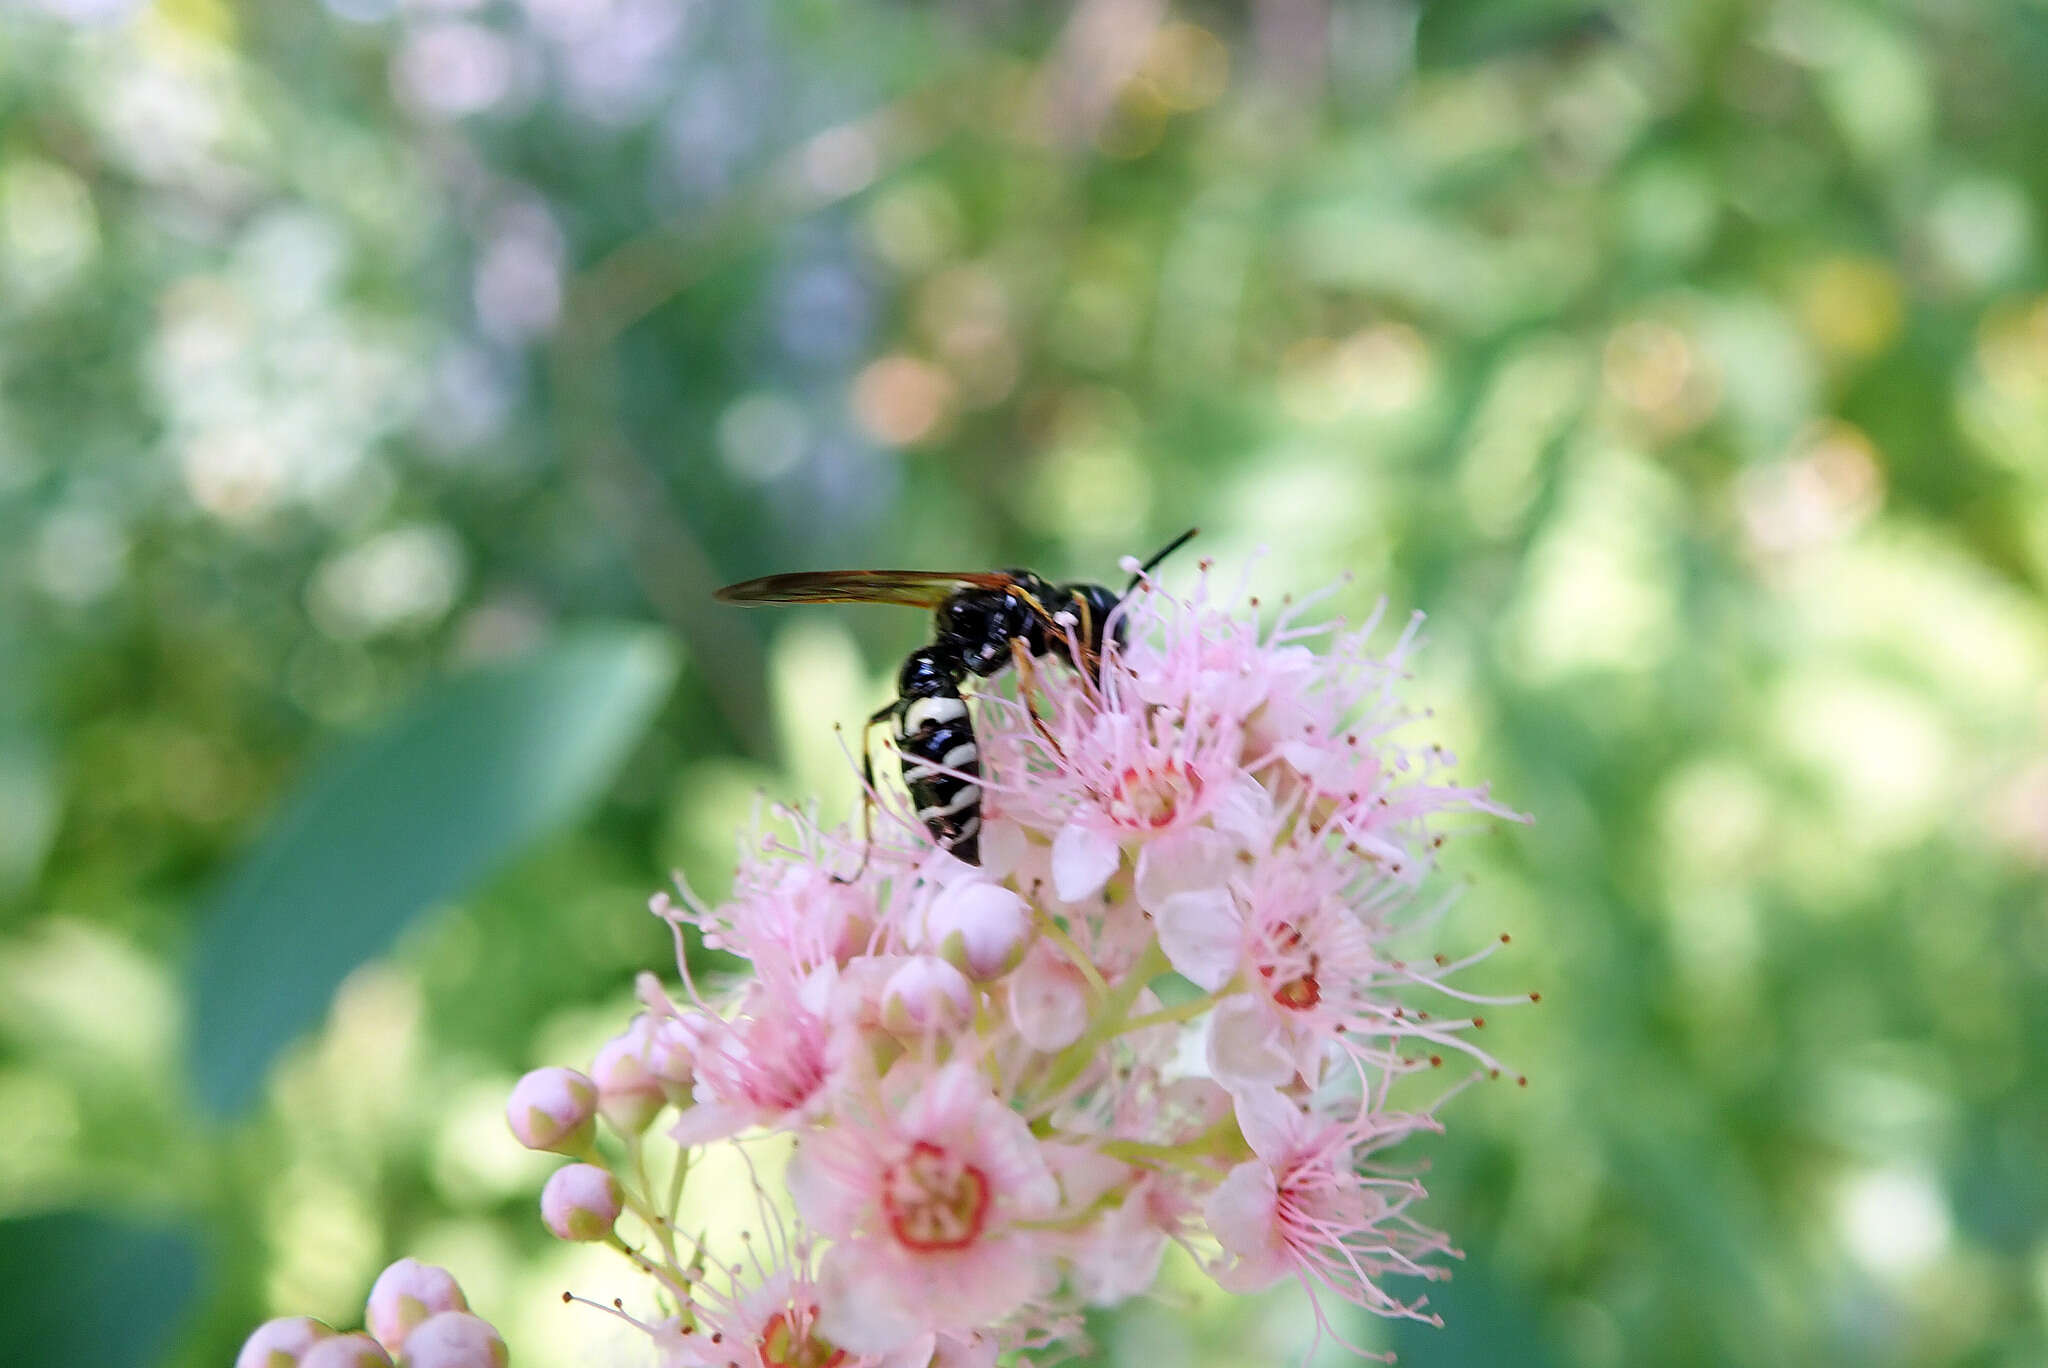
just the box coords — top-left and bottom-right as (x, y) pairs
(715, 530), (1196, 866)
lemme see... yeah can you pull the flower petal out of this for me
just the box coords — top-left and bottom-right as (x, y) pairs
(1229, 1084), (1306, 1166)
(1051, 820), (1122, 902)
(1203, 1160), (1289, 1293)
(814, 1245), (925, 1355)
(1133, 826), (1236, 914)
(1204, 997), (1293, 1090)
(1154, 888), (1241, 991)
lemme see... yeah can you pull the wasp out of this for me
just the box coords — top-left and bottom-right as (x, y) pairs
(715, 530), (1197, 866)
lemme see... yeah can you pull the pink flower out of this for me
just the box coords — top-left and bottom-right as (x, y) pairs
(701, 858), (877, 977)
(1205, 1087), (1454, 1330)
(670, 973), (839, 1147)
(789, 1063), (1063, 1354)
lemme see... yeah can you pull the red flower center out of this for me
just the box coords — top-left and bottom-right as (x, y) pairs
(1105, 760), (1202, 829)
(1255, 921), (1322, 1011)
(882, 1140), (992, 1251)
(759, 1309), (845, 1368)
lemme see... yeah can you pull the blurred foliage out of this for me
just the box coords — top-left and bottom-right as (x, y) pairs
(2, 0), (2047, 1365)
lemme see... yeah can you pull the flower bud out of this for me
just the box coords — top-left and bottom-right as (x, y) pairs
(237, 1316), (333, 1368)
(880, 955), (973, 1034)
(645, 1013), (707, 1103)
(505, 1066), (598, 1154)
(921, 879), (1032, 980)
(365, 1258), (468, 1355)
(1007, 941), (1089, 1051)
(396, 1312), (508, 1368)
(540, 1162), (624, 1241)
(300, 1334), (393, 1368)
(591, 1017), (665, 1134)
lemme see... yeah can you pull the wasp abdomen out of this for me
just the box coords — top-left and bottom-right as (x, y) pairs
(897, 703), (982, 865)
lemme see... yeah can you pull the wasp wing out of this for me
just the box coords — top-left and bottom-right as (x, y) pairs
(714, 569), (1015, 608)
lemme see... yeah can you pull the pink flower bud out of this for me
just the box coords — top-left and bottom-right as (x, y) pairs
(591, 1017), (665, 1133)
(1007, 941), (1089, 1051)
(880, 955), (973, 1033)
(299, 1334), (393, 1368)
(921, 879), (1032, 980)
(237, 1316), (333, 1368)
(395, 1312), (508, 1368)
(365, 1258), (468, 1355)
(540, 1162), (624, 1241)
(505, 1066), (597, 1154)
(644, 1013), (707, 1101)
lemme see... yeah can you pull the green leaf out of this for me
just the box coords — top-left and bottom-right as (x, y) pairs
(188, 626), (679, 1114)
(0, 1211), (201, 1368)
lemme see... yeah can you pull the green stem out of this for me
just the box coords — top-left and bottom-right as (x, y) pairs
(1032, 941), (1169, 1103)
(1035, 909), (1109, 1002)
(1114, 992), (1218, 1036)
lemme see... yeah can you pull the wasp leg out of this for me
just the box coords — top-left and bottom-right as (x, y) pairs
(835, 700), (899, 885)
(1071, 594), (1101, 682)
(1009, 637), (1068, 764)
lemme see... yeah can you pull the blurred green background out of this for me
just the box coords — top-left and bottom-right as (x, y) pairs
(3, 0), (2047, 1364)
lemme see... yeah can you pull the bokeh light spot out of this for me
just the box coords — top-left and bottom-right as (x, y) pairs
(850, 355), (954, 446)
(1837, 1168), (1951, 1279)
(718, 391), (810, 483)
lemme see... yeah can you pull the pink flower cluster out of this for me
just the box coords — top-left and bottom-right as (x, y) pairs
(243, 558), (1529, 1368)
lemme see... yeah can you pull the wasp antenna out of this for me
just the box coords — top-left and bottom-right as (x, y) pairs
(1126, 527), (1199, 592)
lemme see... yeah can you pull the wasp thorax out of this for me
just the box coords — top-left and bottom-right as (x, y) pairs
(938, 585), (1039, 677)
